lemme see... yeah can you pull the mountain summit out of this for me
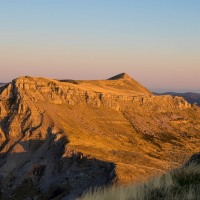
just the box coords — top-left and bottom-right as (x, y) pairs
(107, 72), (151, 95)
(0, 74), (199, 199)
(108, 72), (132, 80)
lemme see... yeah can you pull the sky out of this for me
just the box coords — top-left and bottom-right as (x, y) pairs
(0, 0), (200, 92)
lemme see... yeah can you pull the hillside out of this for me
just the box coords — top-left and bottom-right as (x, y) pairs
(0, 73), (200, 199)
(155, 92), (200, 106)
(79, 153), (200, 200)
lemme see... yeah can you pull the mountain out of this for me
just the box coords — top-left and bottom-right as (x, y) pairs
(0, 73), (200, 199)
(155, 92), (200, 106)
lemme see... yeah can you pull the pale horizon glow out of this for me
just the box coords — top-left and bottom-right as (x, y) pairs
(0, 0), (200, 92)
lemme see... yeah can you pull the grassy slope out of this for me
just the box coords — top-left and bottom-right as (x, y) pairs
(38, 101), (200, 184)
(79, 163), (200, 200)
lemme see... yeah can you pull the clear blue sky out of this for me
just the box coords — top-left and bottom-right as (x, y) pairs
(0, 0), (200, 92)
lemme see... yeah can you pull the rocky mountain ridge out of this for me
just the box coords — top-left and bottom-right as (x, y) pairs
(155, 92), (200, 106)
(0, 75), (191, 111)
(0, 73), (199, 199)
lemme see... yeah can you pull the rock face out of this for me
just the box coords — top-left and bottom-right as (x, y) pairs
(156, 92), (200, 106)
(184, 153), (200, 166)
(0, 73), (199, 199)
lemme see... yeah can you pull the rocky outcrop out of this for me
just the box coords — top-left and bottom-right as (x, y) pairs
(0, 76), (191, 113)
(184, 153), (200, 166)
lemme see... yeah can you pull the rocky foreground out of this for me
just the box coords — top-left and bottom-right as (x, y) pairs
(0, 73), (200, 199)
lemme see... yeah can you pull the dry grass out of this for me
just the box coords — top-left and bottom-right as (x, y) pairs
(78, 164), (200, 200)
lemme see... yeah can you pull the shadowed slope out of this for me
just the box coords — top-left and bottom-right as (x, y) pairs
(0, 134), (116, 200)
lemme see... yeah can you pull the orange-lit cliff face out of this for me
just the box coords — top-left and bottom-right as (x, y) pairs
(0, 73), (199, 199)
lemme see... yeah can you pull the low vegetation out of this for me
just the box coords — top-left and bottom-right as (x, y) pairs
(78, 163), (200, 200)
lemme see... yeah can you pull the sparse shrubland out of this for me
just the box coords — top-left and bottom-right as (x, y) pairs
(78, 163), (200, 200)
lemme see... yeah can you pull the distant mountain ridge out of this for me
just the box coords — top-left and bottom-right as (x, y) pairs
(0, 82), (6, 87)
(155, 92), (200, 106)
